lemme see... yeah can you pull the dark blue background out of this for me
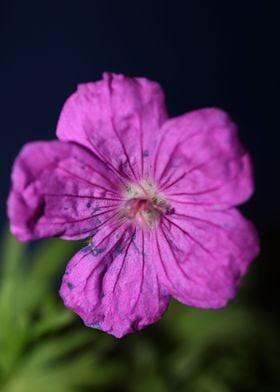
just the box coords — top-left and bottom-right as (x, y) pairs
(1, 0), (279, 232)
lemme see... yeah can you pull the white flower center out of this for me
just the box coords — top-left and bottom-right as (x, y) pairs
(120, 180), (173, 228)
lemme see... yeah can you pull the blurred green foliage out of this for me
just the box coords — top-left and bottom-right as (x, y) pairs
(0, 230), (279, 391)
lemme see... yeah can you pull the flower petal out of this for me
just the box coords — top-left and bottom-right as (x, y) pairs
(56, 73), (168, 180)
(8, 140), (122, 241)
(155, 208), (259, 308)
(59, 224), (170, 338)
(154, 108), (253, 207)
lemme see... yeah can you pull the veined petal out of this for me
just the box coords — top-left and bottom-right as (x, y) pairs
(8, 141), (122, 241)
(60, 224), (170, 338)
(153, 108), (253, 207)
(155, 208), (259, 308)
(56, 73), (168, 180)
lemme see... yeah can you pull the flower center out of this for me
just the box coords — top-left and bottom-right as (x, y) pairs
(120, 180), (173, 228)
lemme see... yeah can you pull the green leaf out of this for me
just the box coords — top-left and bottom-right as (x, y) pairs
(21, 238), (80, 315)
(0, 231), (28, 375)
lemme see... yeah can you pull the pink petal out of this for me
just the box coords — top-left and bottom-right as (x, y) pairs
(155, 208), (259, 308)
(56, 73), (168, 180)
(153, 108), (253, 207)
(59, 223), (170, 338)
(8, 140), (122, 241)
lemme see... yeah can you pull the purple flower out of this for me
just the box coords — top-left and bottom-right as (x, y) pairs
(8, 73), (259, 338)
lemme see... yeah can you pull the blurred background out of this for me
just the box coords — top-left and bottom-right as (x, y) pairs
(0, 1), (279, 391)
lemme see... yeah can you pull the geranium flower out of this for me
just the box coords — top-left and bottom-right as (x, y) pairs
(8, 73), (259, 338)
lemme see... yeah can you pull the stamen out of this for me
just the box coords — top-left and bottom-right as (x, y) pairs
(120, 180), (173, 227)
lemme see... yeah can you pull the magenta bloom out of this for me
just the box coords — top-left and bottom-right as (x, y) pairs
(8, 73), (259, 337)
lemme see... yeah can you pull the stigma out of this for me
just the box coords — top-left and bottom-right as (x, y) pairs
(120, 179), (174, 228)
